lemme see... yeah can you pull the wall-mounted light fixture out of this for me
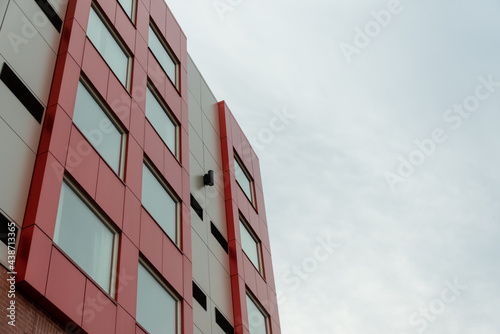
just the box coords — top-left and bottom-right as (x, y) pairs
(203, 170), (214, 186)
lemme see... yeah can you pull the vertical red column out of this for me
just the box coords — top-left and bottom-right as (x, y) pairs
(218, 102), (281, 334)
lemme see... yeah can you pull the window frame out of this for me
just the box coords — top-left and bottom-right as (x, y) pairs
(73, 77), (127, 179)
(136, 258), (181, 334)
(246, 291), (271, 334)
(148, 20), (179, 89)
(234, 152), (256, 206)
(239, 214), (263, 276)
(53, 176), (120, 298)
(145, 81), (179, 159)
(87, 3), (133, 91)
(141, 158), (181, 245)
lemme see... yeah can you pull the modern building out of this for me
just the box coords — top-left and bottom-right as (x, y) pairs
(0, 1), (280, 333)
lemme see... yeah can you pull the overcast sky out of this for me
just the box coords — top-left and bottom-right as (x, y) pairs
(166, 0), (500, 333)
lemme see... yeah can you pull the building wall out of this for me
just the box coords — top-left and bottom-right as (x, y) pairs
(14, 0), (192, 333)
(0, 0), (67, 266)
(188, 56), (234, 334)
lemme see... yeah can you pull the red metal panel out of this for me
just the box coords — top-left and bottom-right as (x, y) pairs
(261, 249), (275, 292)
(131, 58), (147, 113)
(134, 32), (148, 73)
(182, 300), (193, 334)
(165, 76), (181, 121)
(182, 256), (193, 306)
(115, 306), (136, 334)
(94, 0), (117, 24)
(82, 280), (117, 334)
(255, 274), (269, 312)
(15, 225), (52, 300)
(180, 126), (189, 168)
(38, 105), (72, 166)
(23, 152), (64, 235)
(147, 52), (166, 101)
(122, 188), (141, 247)
(82, 40), (110, 99)
(227, 239), (243, 278)
(59, 19), (86, 67)
(65, 0), (92, 32)
(129, 101), (145, 147)
(95, 160), (125, 228)
(162, 234), (183, 295)
(164, 147), (182, 197)
(125, 136), (143, 200)
(242, 255), (257, 296)
(116, 234), (139, 318)
(139, 208), (163, 272)
(149, 0), (166, 37)
(66, 126), (100, 199)
(165, 8), (181, 61)
(107, 71), (131, 130)
(144, 121), (164, 172)
(135, 0), (149, 42)
(230, 274), (248, 329)
(114, 5), (135, 53)
(47, 52), (80, 117)
(181, 203), (191, 259)
(45, 248), (87, 327)
(259, 219), (271, 254)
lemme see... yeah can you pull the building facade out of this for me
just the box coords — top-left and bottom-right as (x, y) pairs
(0, 0), (280, 333)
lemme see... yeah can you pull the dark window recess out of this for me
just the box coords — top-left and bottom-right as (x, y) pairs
(0, 63), (44, 123)
(190, 194), (203, 220)
(0, 213), (17, 246)
(215, 308), (234, 334)
(211, 222), (228, 254)
(192, 281), (207, 310)
(35, 0), (62, 32)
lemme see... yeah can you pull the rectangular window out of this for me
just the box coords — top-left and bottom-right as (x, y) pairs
(73, 80), (125, 176)
(192, 281), (207, 310)
(35, 0), (63, 32)
(240, 216), (262, 274)
(215, 308), (234, 334)
(146, 84), (178, 157)
(87, 5), (130, 88)
(211, 222), (228, 254)
(190, 194), (203, 220)
(117, 0), (136, 21)
(141, 161), (179, 244)
(137, 261), (179, 334)
(148, 23), (178, 87)
(0, 63), (43, 123)
(53, 180), (118, 295)
(234, 154), (255, 206)
(246, 293), (270, 334)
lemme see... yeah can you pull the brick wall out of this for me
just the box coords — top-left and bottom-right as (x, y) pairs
(0, 266), (65, 334)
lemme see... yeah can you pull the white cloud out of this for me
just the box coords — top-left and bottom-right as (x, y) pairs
(167, 0), (500, 333)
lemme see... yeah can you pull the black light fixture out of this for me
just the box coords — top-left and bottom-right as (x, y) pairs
(203, 170), (214, 186)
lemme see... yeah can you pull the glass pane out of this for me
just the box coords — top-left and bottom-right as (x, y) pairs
(240, 219), (260, 270)
(118, 0), (133, 19)
(246, 295), (268, 334)
(142, 164), (177, 241)
(87, 8), (128, 86)
(146, 87), (176, 155)
(53, 182), (114, 292)
(148, 25), (176, 84)
(235, 158), (253, 202)
(137, 263), (177, 334)
(73, 82), (122, 174)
